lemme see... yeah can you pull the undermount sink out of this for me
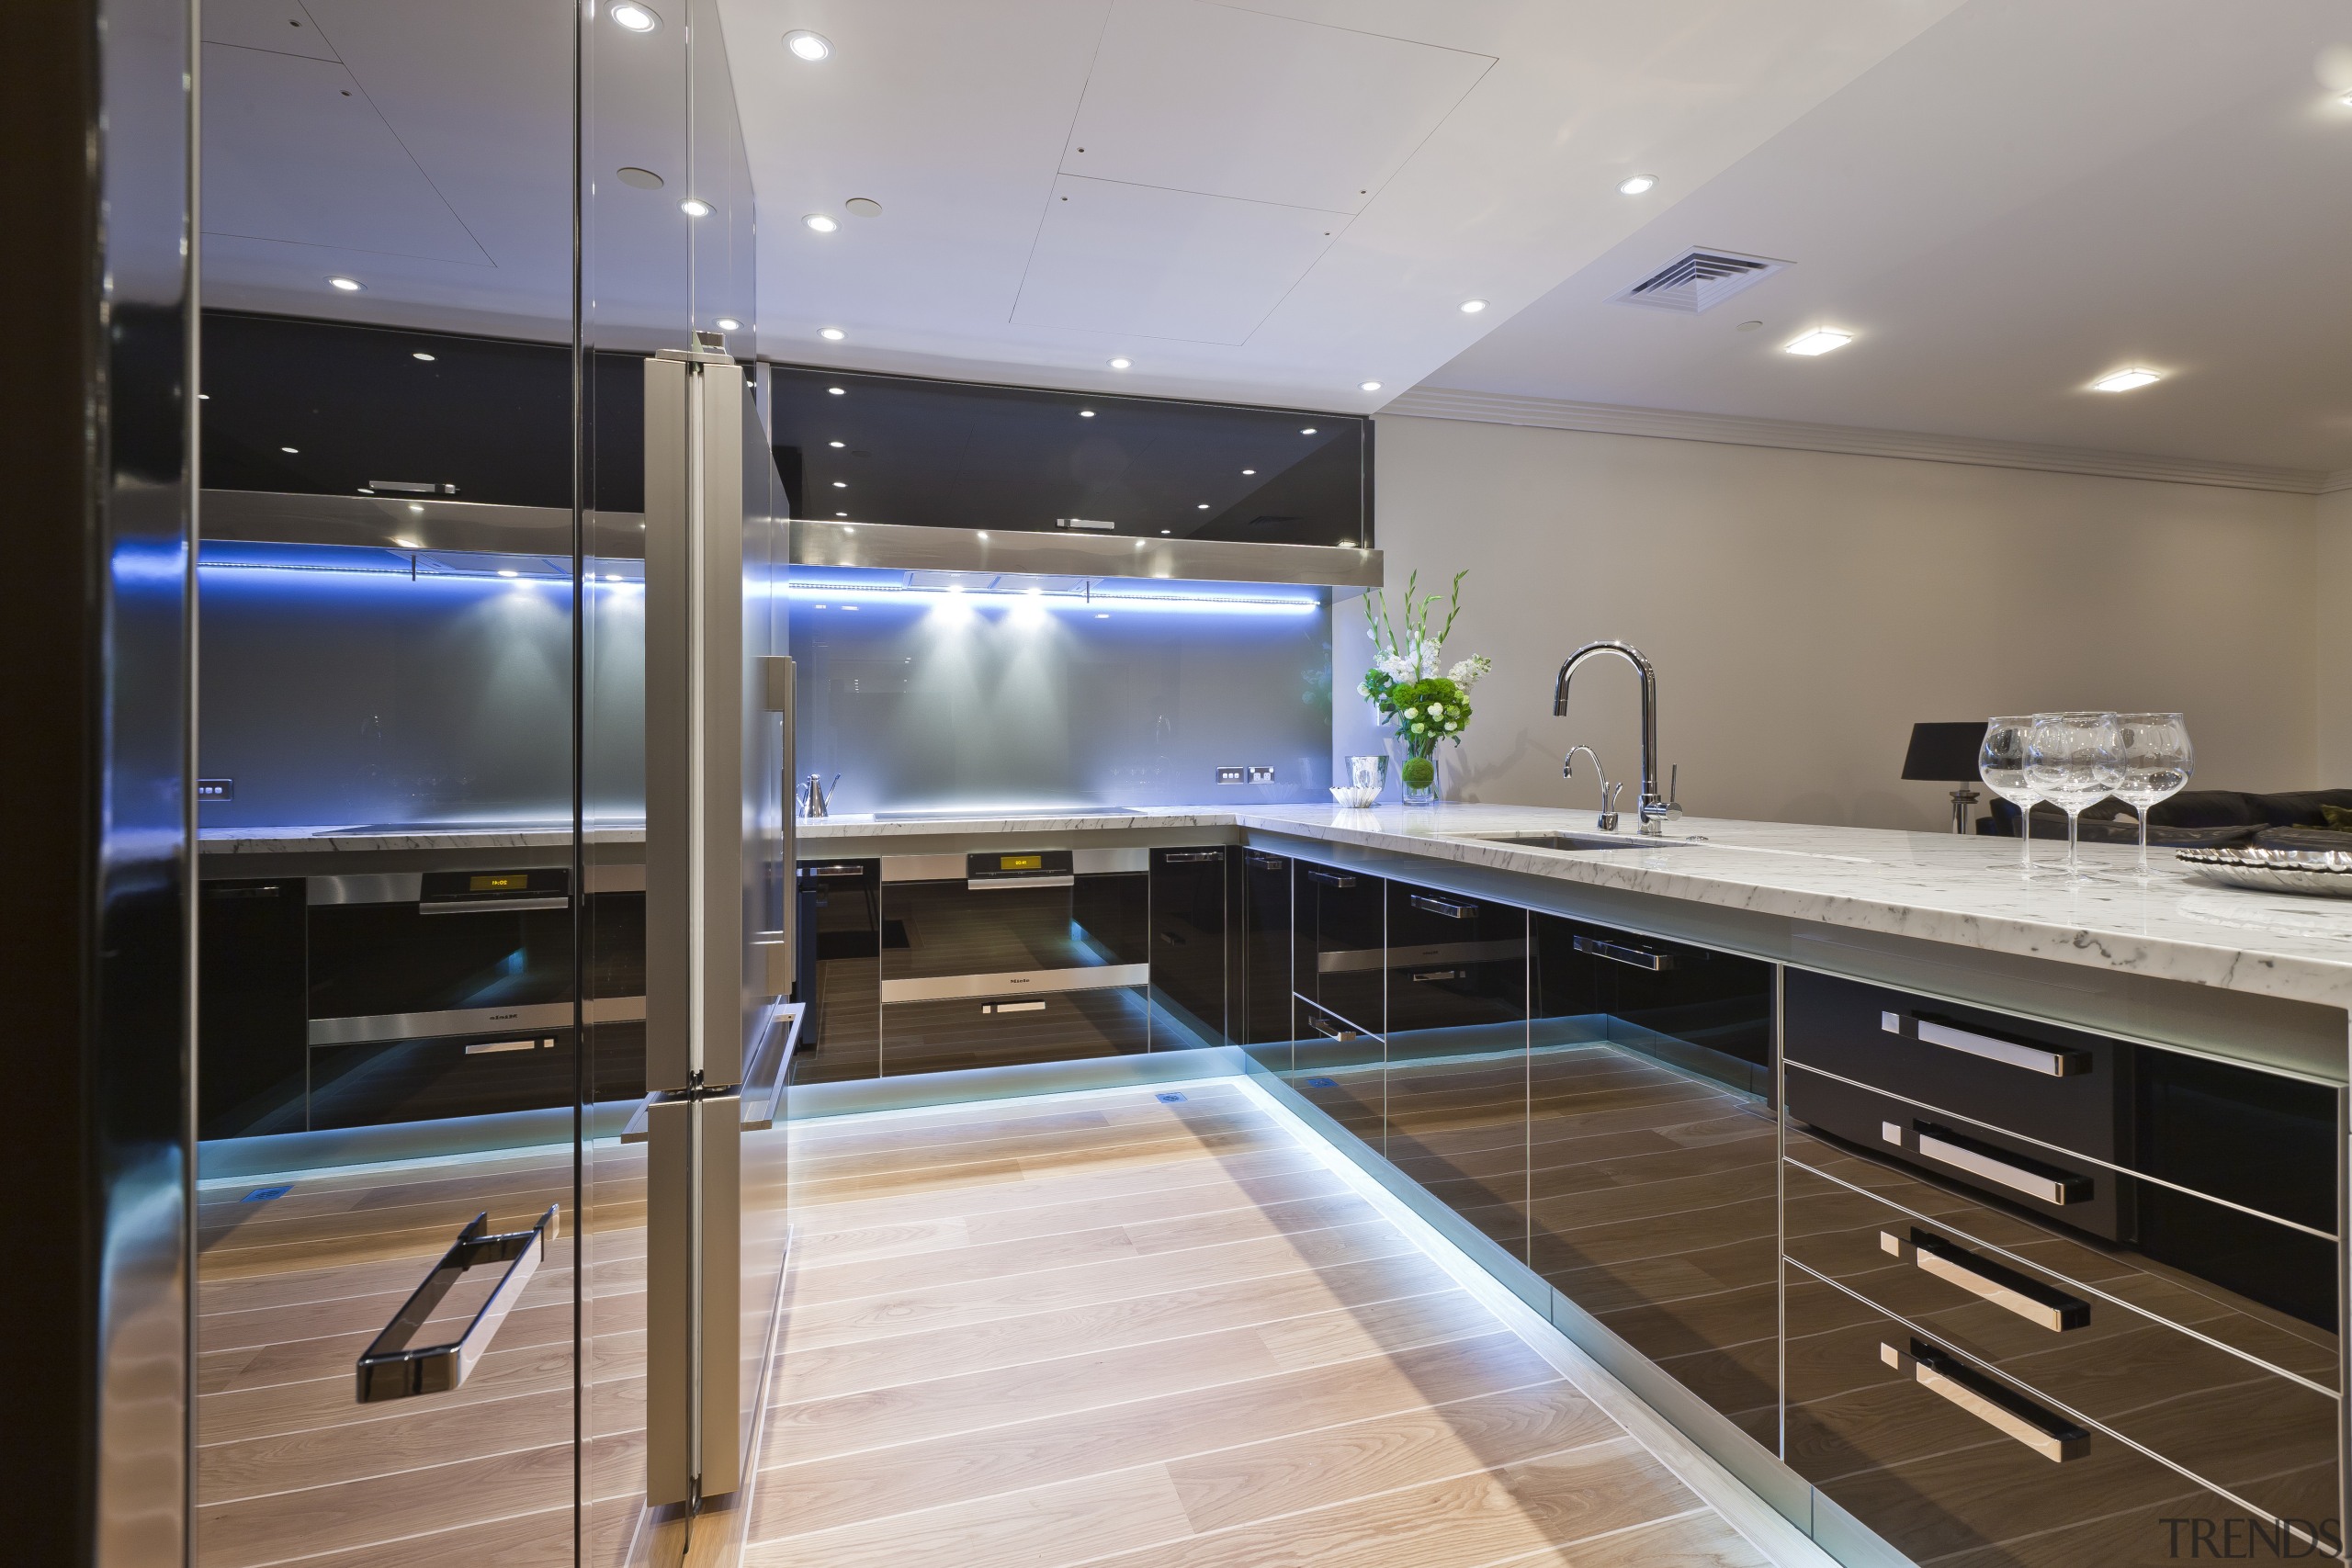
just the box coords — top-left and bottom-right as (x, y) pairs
(1458, 830), (1702, 852)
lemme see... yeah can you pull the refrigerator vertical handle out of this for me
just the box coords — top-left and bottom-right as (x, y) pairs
(757, 655), (796, 998)
(645, 1094), (743, 1506)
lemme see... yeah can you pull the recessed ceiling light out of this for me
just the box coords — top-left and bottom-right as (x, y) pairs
(2090, 367), (2162, 392)
(680, 198), (712, 218)
(827, 386), (845, 395)
(1108, 356), (1132, 369)
(1079, 410), (1095, 418)
(832, 480), (847, 489)
(407, 502), (424, 513)
(280, 446), (299, 454)
(616, 166), (663, 190)
(1735, 320), (1762, 333)
(828, 439), (845, 448)
(610, 2), (659, 32)
(1241, 468), (1255, 475)
(1196, 503), (1210, 510)
(1617, 174), (1657, 196)
(1160, 529), (1172, 535)
(820, 327), (845, 341)
(1459, 299), (1488, 314)
(802, 212), (838, 233)
(328, 276), (362, 291)
(412, 351), (435, 362)
(784, 28), (831, 61)
(1300, 426), (1317, 435)
(498, 569), (519, 578)
(1783, 328), (1852, 356)
(844, 197), (882, 217)
(835, 512), (847, 517)
(1358, 380), (1382, 392)
(714, 317), (741, 331)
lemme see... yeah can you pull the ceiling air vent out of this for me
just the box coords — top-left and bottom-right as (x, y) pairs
(1611, 248), (1788, 313)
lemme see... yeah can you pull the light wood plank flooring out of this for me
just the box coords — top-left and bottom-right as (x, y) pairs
(738, 1079), (1781, 1568)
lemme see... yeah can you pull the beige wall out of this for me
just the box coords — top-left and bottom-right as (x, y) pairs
(2322, 487), (2352, 785)
(1349, 415), (2323, 830)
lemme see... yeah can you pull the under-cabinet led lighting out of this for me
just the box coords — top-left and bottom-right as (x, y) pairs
(328, 276), (363, 291)
(786, 581), (1317, 616)
(2089, 367), (2162, 392)
(680, 198), (712, 218)
(610, 3), (659, 32)
(784, 28), (831, 61)
(1783, 329), (1853, 355)
(802, 212), (837, 232)
(1616, 174), (1657, 196)
(820, 327), (845, 341)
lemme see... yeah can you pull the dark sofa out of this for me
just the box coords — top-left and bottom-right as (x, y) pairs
(1984, 788), (2352, 849)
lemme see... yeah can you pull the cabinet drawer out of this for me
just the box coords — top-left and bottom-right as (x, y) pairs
(1294, 863), (1384, 1033)
(1789, 1062), (2121, 1240)
(880, 986), (1148, 1076)
(1786, 969), (2120, 1164)
(1785, 1158), (2338, 1528)
(1785, 1280), (2335, 1567)
(1384, 879), (1526, 1037)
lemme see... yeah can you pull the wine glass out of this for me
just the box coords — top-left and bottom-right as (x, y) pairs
(2113, 713), (2193, 880)
(1978, 716), (2044, 876)
(2024, 711), (2125, 883)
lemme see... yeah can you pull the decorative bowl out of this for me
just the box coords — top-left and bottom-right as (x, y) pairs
(1329, 784), (1383, 809)
(2177, 845), (2352, 898)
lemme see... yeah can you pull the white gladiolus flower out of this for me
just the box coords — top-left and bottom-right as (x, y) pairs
(1448, 656), (1492, 689)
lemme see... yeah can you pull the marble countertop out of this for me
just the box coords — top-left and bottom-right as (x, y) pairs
(202, 803), (2352, 1010)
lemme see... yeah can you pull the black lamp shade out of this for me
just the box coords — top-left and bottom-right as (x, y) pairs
(1902, 722), (1986, 783)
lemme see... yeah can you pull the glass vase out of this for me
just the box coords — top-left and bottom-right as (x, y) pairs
(1397, 746), (1438, 807)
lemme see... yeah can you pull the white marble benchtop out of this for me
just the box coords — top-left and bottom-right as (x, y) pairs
(202, 803), (2352, 1010)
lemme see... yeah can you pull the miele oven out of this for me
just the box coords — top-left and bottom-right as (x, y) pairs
(303, 863), (646, 1128)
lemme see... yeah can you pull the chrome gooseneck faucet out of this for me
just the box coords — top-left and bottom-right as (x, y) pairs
(1555, 640), (1681, 836)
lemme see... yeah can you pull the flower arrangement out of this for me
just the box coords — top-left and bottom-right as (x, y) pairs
(1357, 570), (1492, 802)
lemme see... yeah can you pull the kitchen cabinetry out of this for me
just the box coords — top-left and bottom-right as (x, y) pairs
(1526, 912), (1781, 1448)
(1292, 863), (1384, 1033)
(1148, 847), (1227, 1049)
(1231, 849), (1294, 1071)
(198, 878), (309, 1138)
(794, 858), (880, 1082)
(1380, 880), (1528, 1260)
(1782, 968), (2341, 1563)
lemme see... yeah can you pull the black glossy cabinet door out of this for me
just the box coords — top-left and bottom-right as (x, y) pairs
(883, 987), (1150, 1075)
(1382, 882), (1528, 1260)
(1149, 847), (1227, 1050)
(795, 859), (880, 1083)
(1526, 913), (1780, 1448)
(199, 878), (309, 1138)
(1232, 850), (1293, 1070)
(1783, 1273), (2288, 1567)
(1292, 862), (1383, 1034)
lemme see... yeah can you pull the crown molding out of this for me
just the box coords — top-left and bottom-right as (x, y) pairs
(1382, 386), (2337, 497)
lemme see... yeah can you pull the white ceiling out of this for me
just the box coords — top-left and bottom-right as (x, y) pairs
(1420, 0), (2352, 473)
(724, 0), (1966, 410)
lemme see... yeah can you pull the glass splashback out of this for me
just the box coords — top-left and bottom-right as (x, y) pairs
(770, 364), (1371, 547)
(790, 569), (1335, 812)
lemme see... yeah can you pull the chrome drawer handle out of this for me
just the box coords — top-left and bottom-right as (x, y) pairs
(806, 863), (866, 879)
(1882, 1228), (2089, 1332)
(1912, 1123), (2090, 1206)
(1572, 933), (1674, 971)
(1881, 1340), (2087, 1462)
(967, 874), (1076, 890)
(1306, 868), (1356, 888)
(356, 1206), (557, 1403)
(1245, 852), (1285, 870)
(1160, 850), (1222, 863)
(1307, 1013), (1362, 1042)
(1409, 893), (1475, 919)
(1409, 969), (1465, 984)
(420, 897), (569, 915)
(1883, 1011), (2088, 1077)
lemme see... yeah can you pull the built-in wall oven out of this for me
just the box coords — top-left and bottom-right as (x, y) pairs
(876, 847), (1150, 1074)
(301, 863), (646, 1128)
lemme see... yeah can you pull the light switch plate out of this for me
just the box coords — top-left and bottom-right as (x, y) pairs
(1216, 766), (1247, 784)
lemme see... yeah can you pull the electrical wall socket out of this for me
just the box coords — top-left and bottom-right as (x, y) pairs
(1249, 766), (1275, 783)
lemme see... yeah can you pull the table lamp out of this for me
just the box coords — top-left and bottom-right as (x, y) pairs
(1903, 721), (1987, 835)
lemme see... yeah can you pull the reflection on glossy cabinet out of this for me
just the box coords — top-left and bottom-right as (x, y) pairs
(1293, 998), (1383, 1151)
(793, 859), (880, 1082)
(1148, 847), (1227, 1050)
(1232, 850), (1294, 1073)
(1382, 881), (1528, 1261)
(1292, 862), (1383, 1034)
(1526, 912), (1780, 1448)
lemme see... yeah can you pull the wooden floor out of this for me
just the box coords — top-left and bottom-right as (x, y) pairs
(737, 1079), (1783, 1568)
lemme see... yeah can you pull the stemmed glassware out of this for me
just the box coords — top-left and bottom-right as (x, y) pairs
(1977, 716), (2045, 877)
(2113, 713), (2193, 880)
(2024, 711), (2126, 884)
